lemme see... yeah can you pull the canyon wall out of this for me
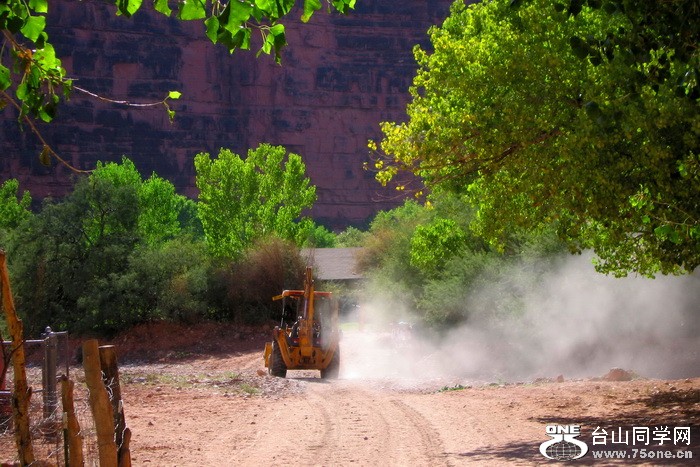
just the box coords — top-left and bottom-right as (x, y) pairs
(0, 0), (455, 229)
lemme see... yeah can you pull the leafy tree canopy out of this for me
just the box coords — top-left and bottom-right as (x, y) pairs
(0, 178), (31, 232)
(6, 158), (197, 334)
(92, 157), (186, 245)
(335, 225), (366, 247)
(409, 218), (467, 273)
(7, 171), (141, 334)
(373, 0), (699, 277)
(195, 143), (317, 259)
(305, 224), (337, 248)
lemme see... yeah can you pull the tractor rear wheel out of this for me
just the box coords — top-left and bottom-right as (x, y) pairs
(269, 341), (287, 378)
(321, 348), (340, 379)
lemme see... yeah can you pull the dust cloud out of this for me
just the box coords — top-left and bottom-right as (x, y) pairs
(341, 254), (700, 384)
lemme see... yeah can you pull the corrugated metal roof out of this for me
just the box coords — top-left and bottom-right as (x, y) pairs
(301, 248), (365, 281)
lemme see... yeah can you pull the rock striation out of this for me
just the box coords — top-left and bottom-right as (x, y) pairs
(0, 0), (454, 229)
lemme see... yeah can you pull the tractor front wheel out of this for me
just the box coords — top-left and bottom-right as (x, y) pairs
(269, 341), (287, 378)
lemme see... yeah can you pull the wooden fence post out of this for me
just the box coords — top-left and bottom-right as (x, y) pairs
(82, 339), (118, 467)
(0, 250), (35, 466)
(60, 376), (84, 466)
(99, 345), (131, 467)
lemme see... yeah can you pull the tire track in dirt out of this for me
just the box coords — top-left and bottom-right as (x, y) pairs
(304, 384), (334, 455)
(304, 382), (393, 464)
(389, 398), (450, 465)
(226, 378), (452, 465)
(221, 330), (452, 464)
(299, 380), (452, 466)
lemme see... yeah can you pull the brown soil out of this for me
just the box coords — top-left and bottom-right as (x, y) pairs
(2, 322), (699, 465)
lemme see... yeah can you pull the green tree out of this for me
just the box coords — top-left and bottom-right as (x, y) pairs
(336, 226), (366, 247)
(0, 0), (356, 167)
(357, 192), (568, 328)
(139, 174), (187, 245)
(126, 236), (213, 324)
(373, 0), (700, 277)
(0, 179), (32, 232)
(9, 175), (141, 334)
(178, 197), (205, 238)
(92, 157), (185, 244)
(195, 143), (317, 259)
(7, 159), (193, 334)
(409, 218), (467, 273)
(305, 224), (337, 248)
(355, 200), (430, 317)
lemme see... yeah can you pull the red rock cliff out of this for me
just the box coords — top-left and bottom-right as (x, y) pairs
(0, 0), (454, 229)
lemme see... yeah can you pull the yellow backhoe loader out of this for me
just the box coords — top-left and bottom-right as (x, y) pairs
(263, 267), (340, 378)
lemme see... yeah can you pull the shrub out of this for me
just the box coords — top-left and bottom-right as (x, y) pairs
(220, 237), (306, 324)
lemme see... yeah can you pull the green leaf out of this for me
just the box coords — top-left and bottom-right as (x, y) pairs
(16, 82), (28, 100)
(178, 0), (206, 20)
(167, 109), (176, 122)
(34, 43), (58, 68)
(39, 96), (58, 122)
(63, 79), (73, 99)
(223, 1), (253, 32)
(168, 90), (182, 99)
(255, 0), (294, 19)
(255, 0), (295, 22)
(204, 16), (220, 43)
(153, 0), (172, 16)
(270, 23), (286, 48)
(20, 15), (46, 42)
(0, 64), (10, 91)
(233, 28), (252, 51)
(302, 0), (322, 22)
(584, 101), (601, 116)
(260, 33), (273, 56)
(602, 1), (617, 14)
(331, 0), (356, 14)
(38, 107), (52, 123)
(653, 225), (682, 244)
(116, 0), (143, 17)
(29, 0), (48, 14)
(34, 31), (48, 48)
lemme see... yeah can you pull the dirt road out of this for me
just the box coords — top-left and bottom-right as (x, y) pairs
(2, 325), (698, 466)
(116, 328), (699, 466)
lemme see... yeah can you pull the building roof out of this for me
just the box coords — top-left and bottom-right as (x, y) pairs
(301, 248), (365, 281)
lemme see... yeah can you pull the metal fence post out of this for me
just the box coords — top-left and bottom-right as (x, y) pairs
(42, 326), (58, 418)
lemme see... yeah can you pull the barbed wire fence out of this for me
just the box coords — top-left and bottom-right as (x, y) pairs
(2, 252), (128, 467)
(0, 340), (107, 466)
